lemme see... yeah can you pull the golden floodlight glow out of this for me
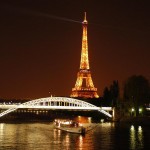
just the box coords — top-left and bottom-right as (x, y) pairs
(70, 12), (99, 98)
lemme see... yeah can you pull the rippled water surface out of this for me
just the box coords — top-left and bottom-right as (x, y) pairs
(0, 122), (149, 150)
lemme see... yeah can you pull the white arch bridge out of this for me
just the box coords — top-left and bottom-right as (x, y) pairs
(0, 97), (112, 118)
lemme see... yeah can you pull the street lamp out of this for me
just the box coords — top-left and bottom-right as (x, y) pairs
(131, 108), (135, 116)
(139, 108), (142, 112)
(131, 108), (135, 112)
(139, 108), (142, 115)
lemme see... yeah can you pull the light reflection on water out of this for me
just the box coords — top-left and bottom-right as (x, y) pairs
(130, 125), (144, 150)
(78, 135), (83, 149)
(0, 122), (149, 150)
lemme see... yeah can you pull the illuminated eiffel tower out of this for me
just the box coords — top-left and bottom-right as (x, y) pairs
(70, 12), (99, 98)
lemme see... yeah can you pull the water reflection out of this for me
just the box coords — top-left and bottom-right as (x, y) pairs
(130, 125), (143, 150)
(63, 134), (70, 149)
(130, 125), (136, 149)
(78, 135), (83, 148)
(138, 126), (143, 149)
(0, 122), (148, 150)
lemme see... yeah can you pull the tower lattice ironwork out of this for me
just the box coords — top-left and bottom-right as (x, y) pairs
(70, 12), (99, 98)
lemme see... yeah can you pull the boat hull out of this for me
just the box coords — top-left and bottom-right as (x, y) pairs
(55, 126), (86, 134)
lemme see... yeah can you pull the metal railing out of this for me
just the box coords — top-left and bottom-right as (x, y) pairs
(0, 97), (112, 118)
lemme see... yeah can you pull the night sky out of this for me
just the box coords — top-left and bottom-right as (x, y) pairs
(0, 0), (150, 99)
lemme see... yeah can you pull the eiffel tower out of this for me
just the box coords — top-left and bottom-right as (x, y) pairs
(70, 12), (99, 98)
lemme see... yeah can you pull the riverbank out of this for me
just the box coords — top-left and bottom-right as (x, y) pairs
(119, 116), (150, 125)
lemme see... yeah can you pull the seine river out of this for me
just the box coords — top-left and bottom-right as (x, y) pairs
(0, 122), (149, 150)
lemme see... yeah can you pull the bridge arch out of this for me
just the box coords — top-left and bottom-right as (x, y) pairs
(0, 97), (112, 118)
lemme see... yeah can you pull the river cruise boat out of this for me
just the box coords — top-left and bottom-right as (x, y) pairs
(54, 119), (86, 134)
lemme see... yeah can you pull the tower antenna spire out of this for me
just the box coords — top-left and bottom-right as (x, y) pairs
(84, 12), (87, 21)
(83, 12), (87, 23)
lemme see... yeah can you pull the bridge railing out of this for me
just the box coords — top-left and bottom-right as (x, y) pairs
(0, 97), (112, 118)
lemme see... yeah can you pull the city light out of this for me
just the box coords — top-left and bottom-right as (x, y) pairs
(131, 108), (135, 112)
(139, 108), (142, 112)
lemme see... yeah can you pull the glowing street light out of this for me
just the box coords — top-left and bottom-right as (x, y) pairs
(131, 108), (135, 112)
(139, 108), (142, 113)
(131, 108), (135, 116)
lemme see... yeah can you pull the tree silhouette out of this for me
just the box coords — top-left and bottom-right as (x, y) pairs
(103, 87), (111, 106)
(123, 75), (150, 116)
(110, 80), (119, 106)
(103, 80), (119, 107)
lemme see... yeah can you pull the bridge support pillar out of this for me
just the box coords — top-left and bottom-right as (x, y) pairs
(112, 107), (120, 122)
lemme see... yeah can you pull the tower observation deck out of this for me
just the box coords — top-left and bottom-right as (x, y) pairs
(70, 12), (99, 98)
